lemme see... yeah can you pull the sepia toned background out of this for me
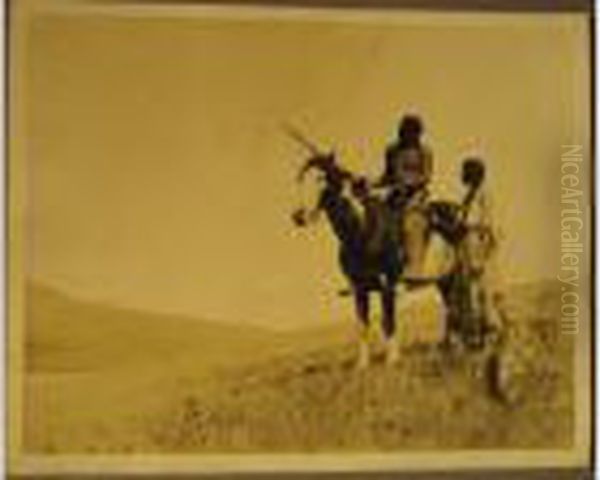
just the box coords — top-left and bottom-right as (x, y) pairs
(8, 0), (592, 474)
(24, 9), (590, 328)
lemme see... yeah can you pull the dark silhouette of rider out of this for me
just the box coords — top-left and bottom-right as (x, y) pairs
(376, 114), (433, 278)
(378, 114), (433, 210)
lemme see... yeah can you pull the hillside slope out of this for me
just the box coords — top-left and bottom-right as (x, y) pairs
(150, 280), (575, 452)
(23, 281), (574, 453)
(23, 282), (291, 452)
(25, 282), (289, 373)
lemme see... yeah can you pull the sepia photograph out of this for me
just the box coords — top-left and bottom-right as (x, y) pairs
(7, 0), (593, 477)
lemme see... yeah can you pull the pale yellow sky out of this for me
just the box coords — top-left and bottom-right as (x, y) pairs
(20, 8), (590, 328)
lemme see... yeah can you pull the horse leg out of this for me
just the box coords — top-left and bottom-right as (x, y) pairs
(381, 280), (399, 366)
(354, 285), (371, 369)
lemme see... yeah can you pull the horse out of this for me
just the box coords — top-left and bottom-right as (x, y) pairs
(291, 151), (502, 367)
(292, 152), (403, 368)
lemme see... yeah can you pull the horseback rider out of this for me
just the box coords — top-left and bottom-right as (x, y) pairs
(377, 114), (434, 278)
(378, 114), (433, 205)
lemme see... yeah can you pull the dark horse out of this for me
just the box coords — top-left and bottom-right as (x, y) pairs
(292, 152), (403, 367)
(292, 149), (497, 366)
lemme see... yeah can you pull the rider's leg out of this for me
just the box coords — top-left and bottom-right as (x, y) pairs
(354, 285), (371, 369)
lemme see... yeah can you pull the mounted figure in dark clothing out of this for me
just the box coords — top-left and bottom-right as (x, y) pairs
(376, 114), (433, 279)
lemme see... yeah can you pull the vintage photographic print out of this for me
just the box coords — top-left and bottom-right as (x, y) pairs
(7, 0), (593, 477)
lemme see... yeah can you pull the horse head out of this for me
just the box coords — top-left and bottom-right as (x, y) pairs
(291, 150), (358, 230)
(297, 152), (337, 184)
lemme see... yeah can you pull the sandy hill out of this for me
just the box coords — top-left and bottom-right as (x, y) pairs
(22, 280), (574, 453)
(25, 282), (288, 374)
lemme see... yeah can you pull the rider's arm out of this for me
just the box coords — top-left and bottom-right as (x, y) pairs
(374, 144), (398, 188)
